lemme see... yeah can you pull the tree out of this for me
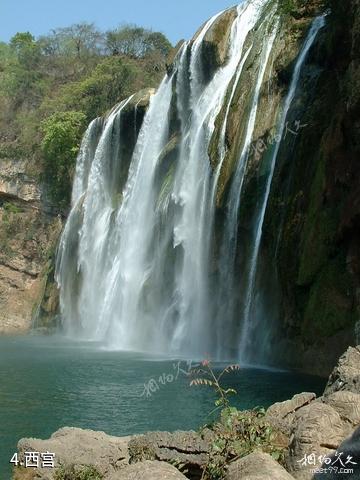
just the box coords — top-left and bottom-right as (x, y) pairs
(2, 32), (44, 107)
(55, 23), (104, 58)
(145, 32), (172, 57)
(0, 21), (172, 209)
(105, 25), (172, 59)
(37, 31), (62, 57)
(9, 32), (41, 68)
(41, 111), (86, 207)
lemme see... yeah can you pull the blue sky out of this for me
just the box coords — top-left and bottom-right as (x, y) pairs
(0, 0), (238, 44)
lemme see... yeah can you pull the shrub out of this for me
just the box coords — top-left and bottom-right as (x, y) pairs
(40, 110), (86, 208)
(190, 361), (286, 479)
(55, 464), (103, 480)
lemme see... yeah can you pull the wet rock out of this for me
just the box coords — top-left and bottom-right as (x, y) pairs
(123, 88), (155, 112)
(201, 8), (237, 78)
(226, 451), (295, 480)
(0, 203), (62, 334)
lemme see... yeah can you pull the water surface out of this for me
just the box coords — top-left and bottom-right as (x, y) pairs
(0, 335), (326, 477)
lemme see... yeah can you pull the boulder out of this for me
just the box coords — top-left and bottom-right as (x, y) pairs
(123, 88), (155, 112)
(106, 460), (187, 480)
(16, 427), (131, 478)
(128, 430), (212, 479)
(266, 393), (316, 437)
(201, 8), (237, 77)
(322, 391), (360, 426)
(312, 427), (360, 479)
(156, 134), (180, 181)
(286, 402), (351, 479)
(324, 346), (360, 395)
(226, 451), (295, 480)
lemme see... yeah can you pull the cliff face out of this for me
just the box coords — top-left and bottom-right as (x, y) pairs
(205, 0), (360, 373)
(0, 157), (62, 333)
(262, 0), (360, 372)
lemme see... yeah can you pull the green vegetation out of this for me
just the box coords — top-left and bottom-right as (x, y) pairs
(277, 0), (328, 18)
(0, 23), (173, 210)
(55, 465), (103, 480)
(41, 111), (86, 207)
(278, 0), (298, 16)
(201, 407), (285, 479)
(190, 361), (285, 479)
(3, 201), (23, 215)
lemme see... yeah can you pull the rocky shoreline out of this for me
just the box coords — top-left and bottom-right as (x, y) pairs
(13, 346), (360, 480)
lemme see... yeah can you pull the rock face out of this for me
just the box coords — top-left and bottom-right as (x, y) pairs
(107, 461), (188, 480)
(226, 451), (295, 480)
(128, 430), (212, 479)
(0, 159), (62, 333)
(322, 391), (360, 427)
(286, 402), (352, 479)
(266, 392), (316, 437)
(201, 7), (237, 78)
(0, 158), (41, 202)
(266, 0), (360, 374)
(324, 346), (360, 395)
(263, 346), (360, 479)
(17, 427), (130, 478)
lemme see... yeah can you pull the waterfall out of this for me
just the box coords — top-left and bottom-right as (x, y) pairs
(238, 15), (326, 363)
(170, 0), (274, 355)
(56, 1), (325, 362)
(214, 23), (278, 359)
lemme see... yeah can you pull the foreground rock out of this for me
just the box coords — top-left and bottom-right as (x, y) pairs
(285, 402), (352, 479)
(322, 391), (360, 426)
(265, 392), (316, 437)
(107, 461), (187, 479)
(226, 451), (295, 480)
(17, 427), (130, 478)
(128, 430), (212, 479)
(266, 347), (360, 480)
(312, 428), (360, 479)
(324, 346), (360, 395)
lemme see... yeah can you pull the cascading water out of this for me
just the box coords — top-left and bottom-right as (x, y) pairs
(214, 24), (278, 359)
(237, 15), (326, 363)
(56, 1), (326, 362)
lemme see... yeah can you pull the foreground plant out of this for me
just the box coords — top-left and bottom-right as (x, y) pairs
(203, 407), (286, 479)
(190, 360), (285, 479)
(190, 359), (240, 412)
(55, 464), (103, 480)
